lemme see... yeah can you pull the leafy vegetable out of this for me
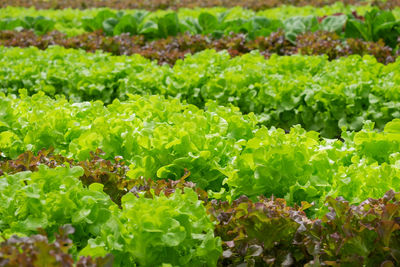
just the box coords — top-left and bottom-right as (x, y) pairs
(320, 14), (347, 33)
(0, 4), (377, 37)
(0, 92), (399, 209)
(0, 148), (132, 205)
(0, 29), (395, 67)
(345, 8), (400, 48)
(77, 9), (351, 41)
(90, 188), (222, 266)
(0, 225), (113, 267)
(1, 152), (399, 265)
(284, 15), (319, 43)
(0, 165), (117, 247)
(209, 190), (400, 266)
(0, 16), (54, 35)
(1, 46), (400, 137)
(0, 164), (221, 265)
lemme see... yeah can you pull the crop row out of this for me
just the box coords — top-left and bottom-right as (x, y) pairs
(75, 8), (400, 50)
(0, 5), (381, 37)
(1, 149), (400, 266)
(1, 46), (400, 137)
(0, 9), (357, 39)
(3, 8), (400, 50)
(0, 0), (389, 11)
(1, 92), (399, 212)
(0, 4), (374, 27)
(2, 3), (400, 267)
(1, 30), (395, 65)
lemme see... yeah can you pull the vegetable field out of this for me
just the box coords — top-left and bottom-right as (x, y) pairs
(1, 1), (400, 266)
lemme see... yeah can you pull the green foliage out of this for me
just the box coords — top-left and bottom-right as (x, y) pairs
(0, 92), (399, 210)
(2, 3), (400, 265)
(0, 4), (371, 36)
(223, 126), (328, 201)
(0, 16), (54, 35)
(0, 165), (117, 247)
(112, 12), (147, 36)
(0, 149), (132, 205)
(0, 92), (258, 190)
(98, 188), (221, 266)
(198, 12), (218, 34)
(284, 15), (320, 43)
(353, 119), (400, 163)
(0, 164), (221, 265)
(224, 121), (400, 212)
(80, 9), (284, 40)
(346, 8), (400, 48)
(82, 10), (118, 32)
(0, 4), (374, 36)
(1, 151), (399, 265)
(320, 14), (347, 33)
(1, 46), (400, 137)
(78, 187), (221, 266)
(0, 46), (155, 104)
(61, 7), (400, 46)
(4, 7), (400, 46)
(78, 9), (354, 42)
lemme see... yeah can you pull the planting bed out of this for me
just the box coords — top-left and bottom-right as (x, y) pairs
(1, 1), (400, 267)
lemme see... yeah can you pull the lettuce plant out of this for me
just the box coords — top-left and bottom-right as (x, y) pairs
(0, 165), (117, 248)
(84, 188), (221, 266)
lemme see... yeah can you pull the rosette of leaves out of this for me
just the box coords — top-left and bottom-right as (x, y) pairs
(222, 120), (400, 210)
(0, 148), (132, 205)
(0, 148), (210, 205)
(83, 188), (222, 266)
(222, 125), (337, 206)
(208, 195), (312, 266)
(0, 165), (118, 249)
